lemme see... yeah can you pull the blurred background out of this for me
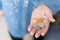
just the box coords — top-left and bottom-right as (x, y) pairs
(0, 0), (12, 40)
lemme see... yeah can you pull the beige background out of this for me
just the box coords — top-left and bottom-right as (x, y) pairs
(0, 16), (12, 40)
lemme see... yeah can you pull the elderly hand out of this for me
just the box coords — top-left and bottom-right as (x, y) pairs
(28, 5), (55, 38)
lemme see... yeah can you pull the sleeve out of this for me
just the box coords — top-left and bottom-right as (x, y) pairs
(36, 0), (60, 15)
(0, 0), (2, 10)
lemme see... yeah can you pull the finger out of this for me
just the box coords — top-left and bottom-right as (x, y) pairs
(35, 30), (41, 38)
(28, 23), (34, 32)
(46, 13), (55, 22)
(30, 28), (36, 36)
(48, 15), (56, 22)
(41, 20), (50, 36)
(28, 17), (37, 32)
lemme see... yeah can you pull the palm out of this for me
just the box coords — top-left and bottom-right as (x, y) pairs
(28, 5), (55, 38)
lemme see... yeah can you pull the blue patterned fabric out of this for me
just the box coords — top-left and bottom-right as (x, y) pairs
(1, 0), (60, 38)
(0, 0), (2, 10)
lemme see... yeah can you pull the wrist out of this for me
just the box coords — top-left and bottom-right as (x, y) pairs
(37, 4), (53, 15)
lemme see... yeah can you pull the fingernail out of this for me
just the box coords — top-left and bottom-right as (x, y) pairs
(30, 32), (34, 36)
(28, 28), (30, 32)
(49, 16), (56, 22)
(41, 33), (44, 36)
(35, 35), (39, 38)
(52, 18), (56, 22)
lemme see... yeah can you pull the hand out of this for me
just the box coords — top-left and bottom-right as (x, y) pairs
(28, 5), (55, 38)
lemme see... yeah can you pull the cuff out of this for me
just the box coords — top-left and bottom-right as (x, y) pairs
(35, 1), (57, 15)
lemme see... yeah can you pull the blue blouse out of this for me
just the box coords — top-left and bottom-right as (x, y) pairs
(1, 0), (60, 38)
(0, 0), (2, 10)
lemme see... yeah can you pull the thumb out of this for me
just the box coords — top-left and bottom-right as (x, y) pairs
(47, 15), (56, 22)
